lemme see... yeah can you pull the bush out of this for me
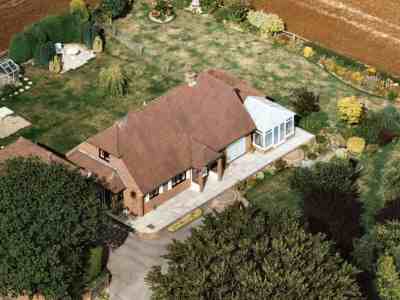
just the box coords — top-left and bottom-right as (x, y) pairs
(290, 88), (320, 117)
(34, 41), (56, 66)
(101, 0), (129, 19)
(337, 96), (364, 125)
(214, 1), (249, 23)
(290, 159), (362, 255)
(70, 0), (90, 21)
(98, 65), (127, 97)
(299, 111), (329, 134)
(146, 205), (363, 299)
(375, 255), (400, 300)
(382, 159), (400, 203)
(49, 55), (63, 73)
(247, 10), (284, 35)
(84, 246), (104, 283)
(93, 35), (104, 53)
(388, 90), (398, 102)
(9, 32), (34, 63)
(347, 137), (366, 155)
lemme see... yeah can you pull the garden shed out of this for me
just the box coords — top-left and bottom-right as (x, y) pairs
(0, 58), (20, 88)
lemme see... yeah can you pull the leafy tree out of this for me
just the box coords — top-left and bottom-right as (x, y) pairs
(290, 159), (362, 255)
(0, 158), (107, 299)
(290, 87), (320, 117)
(375, 255), (400, 300)
(101, 0), (129, 19)
(146, 204), (363, 300)
(98, 65), (127, 97)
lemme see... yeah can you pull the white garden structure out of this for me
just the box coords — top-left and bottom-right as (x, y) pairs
(0, 58), (20, 88)
(244, 96), (296, 151)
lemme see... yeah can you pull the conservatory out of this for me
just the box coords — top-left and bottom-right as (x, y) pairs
(0, 58), (20, 88)
(244, 96), (296, 150)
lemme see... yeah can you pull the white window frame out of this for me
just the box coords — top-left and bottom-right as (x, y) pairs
(280, 122), (285, 142)
(265, 130), (273, 148)
(253, 130), (264, 148)
(172, 171), (186, 187)
(286, 117), (294, 136)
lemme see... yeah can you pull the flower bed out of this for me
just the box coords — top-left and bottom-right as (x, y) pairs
(149, 0), (176, 24)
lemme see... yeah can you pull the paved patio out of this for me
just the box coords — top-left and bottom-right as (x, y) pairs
(129, 128), (314, 234)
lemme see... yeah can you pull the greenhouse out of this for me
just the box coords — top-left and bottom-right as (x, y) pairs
(0, 58), (20, 88)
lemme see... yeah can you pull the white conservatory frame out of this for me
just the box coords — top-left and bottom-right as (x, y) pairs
(0, 58), (20, 87)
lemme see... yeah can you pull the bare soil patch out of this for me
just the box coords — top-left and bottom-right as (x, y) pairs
(255, 0), (400, 77)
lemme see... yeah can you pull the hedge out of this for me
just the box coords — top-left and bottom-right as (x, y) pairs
(34, 42), (56, 66)
(9, 13), (90, 64)
(85, 246), (104, 283)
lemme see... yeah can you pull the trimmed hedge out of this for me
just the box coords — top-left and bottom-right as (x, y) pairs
(85, 246), (104, 283)
(9, 13), (93, 64)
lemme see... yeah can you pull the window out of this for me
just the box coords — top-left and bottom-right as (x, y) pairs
(162, 182), (169, 193)
(148, 188), (159, 200)
(286, 117), (293, 136)
(265, 130), (272, 148)
(99, 149), (110, 162)
(280, 123), (285, 141)
(253, 130), (264, 147)
(172, 172), (186, 187)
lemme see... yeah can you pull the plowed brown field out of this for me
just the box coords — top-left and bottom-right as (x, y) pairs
(0, 0), (98, 53)
(255, 0), (400, 77)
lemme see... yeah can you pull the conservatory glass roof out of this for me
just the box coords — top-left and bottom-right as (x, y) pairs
(0, 58), (19, 75)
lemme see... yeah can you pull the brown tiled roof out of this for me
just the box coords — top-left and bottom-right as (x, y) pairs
(68, 150), (125, 193)
(0, 137), (71, 166)
(87, 69), (260, 193)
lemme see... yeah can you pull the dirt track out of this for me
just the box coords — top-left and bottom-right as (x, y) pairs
(0, 0), (98, 53)
(255, 0), (400, 77)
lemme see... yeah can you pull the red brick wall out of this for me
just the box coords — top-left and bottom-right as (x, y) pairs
(144, 179), (191, 214)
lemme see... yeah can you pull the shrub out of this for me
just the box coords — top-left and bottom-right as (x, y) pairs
(337, 96), (364, 125)
(214, 3), (249, 23)
(382, 160), (400, 203)
(98, 65), (127, 97)
(290, 88), (320, 117)
(388, 90), (399, 102)
(34, 41), (56, 66)
(93, 35), (104, 53)
(303, 46), (314, 58)
(299, 111), (329, 134)
(290, 160), (362, 255)
(9, 32), (33, 63)
(84, 246), (104, 283)
(347, 137), (366, 155)
(101, 0), (129, 19)
(353, 221), (400, 273)
(146, 205), (363, 299)
(247, 10), (284, 36)
(379, 129), (399, 146)
(70, 0), (90, 21)
(49, 55), (62, 73)
(351, 107), (400, 144)
(375, 255), (400, 300)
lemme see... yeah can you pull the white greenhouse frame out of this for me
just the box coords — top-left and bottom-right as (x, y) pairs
(0, 58), (20, 88)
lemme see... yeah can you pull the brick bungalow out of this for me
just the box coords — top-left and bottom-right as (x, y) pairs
(67, 69), (296, 217)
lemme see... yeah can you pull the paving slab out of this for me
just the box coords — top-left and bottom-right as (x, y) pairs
(129, 127), (314, 234)
(0, 115), (31, 139)
(0, 106), (13, 119)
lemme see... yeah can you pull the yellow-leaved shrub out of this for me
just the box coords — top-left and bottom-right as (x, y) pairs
(303, 47), (314, 58)
(347, 137), (366, 155)
(337, 96), (364, 125)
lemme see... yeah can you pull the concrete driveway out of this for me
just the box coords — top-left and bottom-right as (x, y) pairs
(107, 218), (203, 300)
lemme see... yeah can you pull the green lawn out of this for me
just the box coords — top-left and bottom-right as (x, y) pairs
(0, 1), (383, 154)
(245, 169), (301, 215)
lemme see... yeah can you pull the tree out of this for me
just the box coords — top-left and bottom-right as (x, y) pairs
(290, 159), (362, 255)
(101, 0), (128, 19)
(98, 65), (127, 97)
(289, 87), (320, 117)
(0, 158), (107, 299)
(146, 204), (363, 299)
(375, 255), (400, 300)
